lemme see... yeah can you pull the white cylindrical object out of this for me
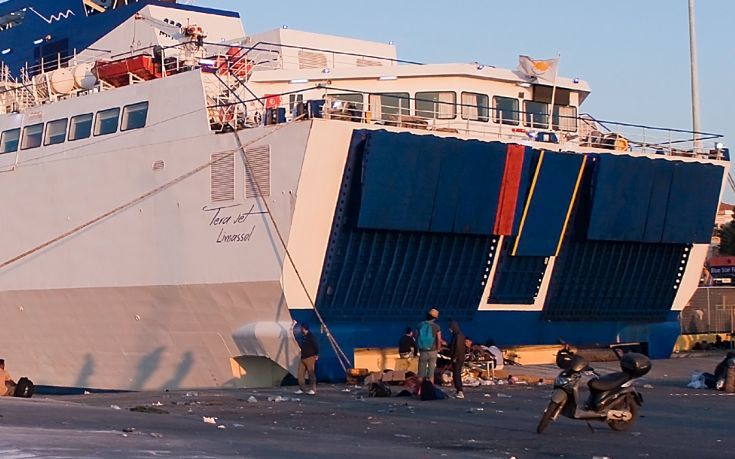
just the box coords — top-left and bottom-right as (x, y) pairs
(49, 68), (75, 94)
(72, 63), (97, 90)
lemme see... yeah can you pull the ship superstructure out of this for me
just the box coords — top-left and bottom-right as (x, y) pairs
(0, 0), (729, 388)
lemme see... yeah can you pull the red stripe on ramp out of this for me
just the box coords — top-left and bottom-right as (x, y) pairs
(494, 144), (525, 235)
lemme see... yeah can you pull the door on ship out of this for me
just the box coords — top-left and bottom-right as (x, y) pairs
(33, 39), (70, 75)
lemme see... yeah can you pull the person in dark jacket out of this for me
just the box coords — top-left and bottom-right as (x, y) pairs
(703, 351), (735, 389)
(448, 321), (467, 399)
(398, 327), (417, 358)
(296, 323), (319, 395)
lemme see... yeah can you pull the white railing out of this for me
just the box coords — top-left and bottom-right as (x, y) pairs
(207, 87), (726, 160)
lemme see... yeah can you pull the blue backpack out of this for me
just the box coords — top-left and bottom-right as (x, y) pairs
(417, 321), (436, 351)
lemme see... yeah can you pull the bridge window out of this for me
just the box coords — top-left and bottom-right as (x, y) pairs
(21, 123), (44, 150)
(415, 91), (456, 120)
(461, 92), (489, 122)
(69, 113), (93, 141)
(0, 128), (20, 154)
(493, 96), (519, 125)
(44, 118), (68, 146)
(553, 105), (578, 132)
(523, 101), (549, 129)
(121, 102), (149, 131)
(328, 94), (364, 113)
(373, 92), (409, 121)
(94, 108), (120, 136)
(289, 94), (304, 113)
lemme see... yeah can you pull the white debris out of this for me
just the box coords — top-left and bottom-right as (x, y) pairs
(203, 416), (217, 424)
(83, 390), (91, 395)
(484, 393), (492, 397)
(687, 371), (707, 389)
(247, 396), (258, 403)
(110, 405), (121, 410)
(643, 384), (654, 389)
(394, 434), (411, 438)
(217, 425), (226, 429)
(496, 393), (512, 398)
(267, 395), (290, 402)
(152, 401), (163, 406)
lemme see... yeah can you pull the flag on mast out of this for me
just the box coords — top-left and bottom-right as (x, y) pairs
(518, 55), (559, 79)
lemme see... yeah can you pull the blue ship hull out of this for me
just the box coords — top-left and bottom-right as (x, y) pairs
(291, 310), (681, 381)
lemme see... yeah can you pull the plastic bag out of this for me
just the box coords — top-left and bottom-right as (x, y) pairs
(687, 370), (707, 389)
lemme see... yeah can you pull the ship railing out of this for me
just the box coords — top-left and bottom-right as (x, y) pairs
(206, 86), (726, 160)
(19, 48), (113, 78)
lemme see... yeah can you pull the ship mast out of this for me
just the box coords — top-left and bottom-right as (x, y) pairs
(688, 0), (702, 153)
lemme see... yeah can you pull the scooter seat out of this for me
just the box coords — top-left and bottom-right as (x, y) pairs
(588, 372), (631, 392)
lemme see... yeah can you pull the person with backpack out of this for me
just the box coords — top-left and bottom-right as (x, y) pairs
(417, 308), (442, 383)
(448, 321), (467, 399)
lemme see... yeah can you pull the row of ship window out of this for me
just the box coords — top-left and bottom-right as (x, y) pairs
(307, 91), (578, 131)
(0, 102), (149, 154)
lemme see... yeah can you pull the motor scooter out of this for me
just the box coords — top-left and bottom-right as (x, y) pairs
(536, 344), (651, 433)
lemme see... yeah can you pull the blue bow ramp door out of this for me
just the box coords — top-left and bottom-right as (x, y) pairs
(587, 155), (723, 244)
(316, 130), (499, 322)
(512, 151), (586, 256)
(356, 130), (507, 235)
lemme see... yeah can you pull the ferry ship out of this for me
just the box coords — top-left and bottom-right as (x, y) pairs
(0, 0), (729, 389)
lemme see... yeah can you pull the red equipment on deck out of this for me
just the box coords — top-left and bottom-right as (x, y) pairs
(95, 55), (161, 87)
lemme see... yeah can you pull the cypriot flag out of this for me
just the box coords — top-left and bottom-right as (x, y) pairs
(518, 55), (559, 79)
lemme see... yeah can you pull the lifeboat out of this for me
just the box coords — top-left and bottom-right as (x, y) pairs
(95, 55), (161, 87)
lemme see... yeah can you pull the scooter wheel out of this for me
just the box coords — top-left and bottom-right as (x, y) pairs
(537, 401), (561, 434)
(607, 395), (639, 431)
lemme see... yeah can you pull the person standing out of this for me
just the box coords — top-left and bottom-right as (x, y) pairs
(398, 327), (417, 358)
(295, 323), (319, 395)
(0, 359), (15, 397)
(417, 309), (441, 383)
(448, 321), (467, 399)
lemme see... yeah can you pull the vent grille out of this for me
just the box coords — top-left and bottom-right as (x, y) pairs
(356, 58), (383, 67)
(152, 160), (165, 170)
(210, 152), (235, 202)
(298, 50), (328, 69)
(245, 145), (271, 198)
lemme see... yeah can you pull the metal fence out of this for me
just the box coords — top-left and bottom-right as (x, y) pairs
(681, 287), (735, 334)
